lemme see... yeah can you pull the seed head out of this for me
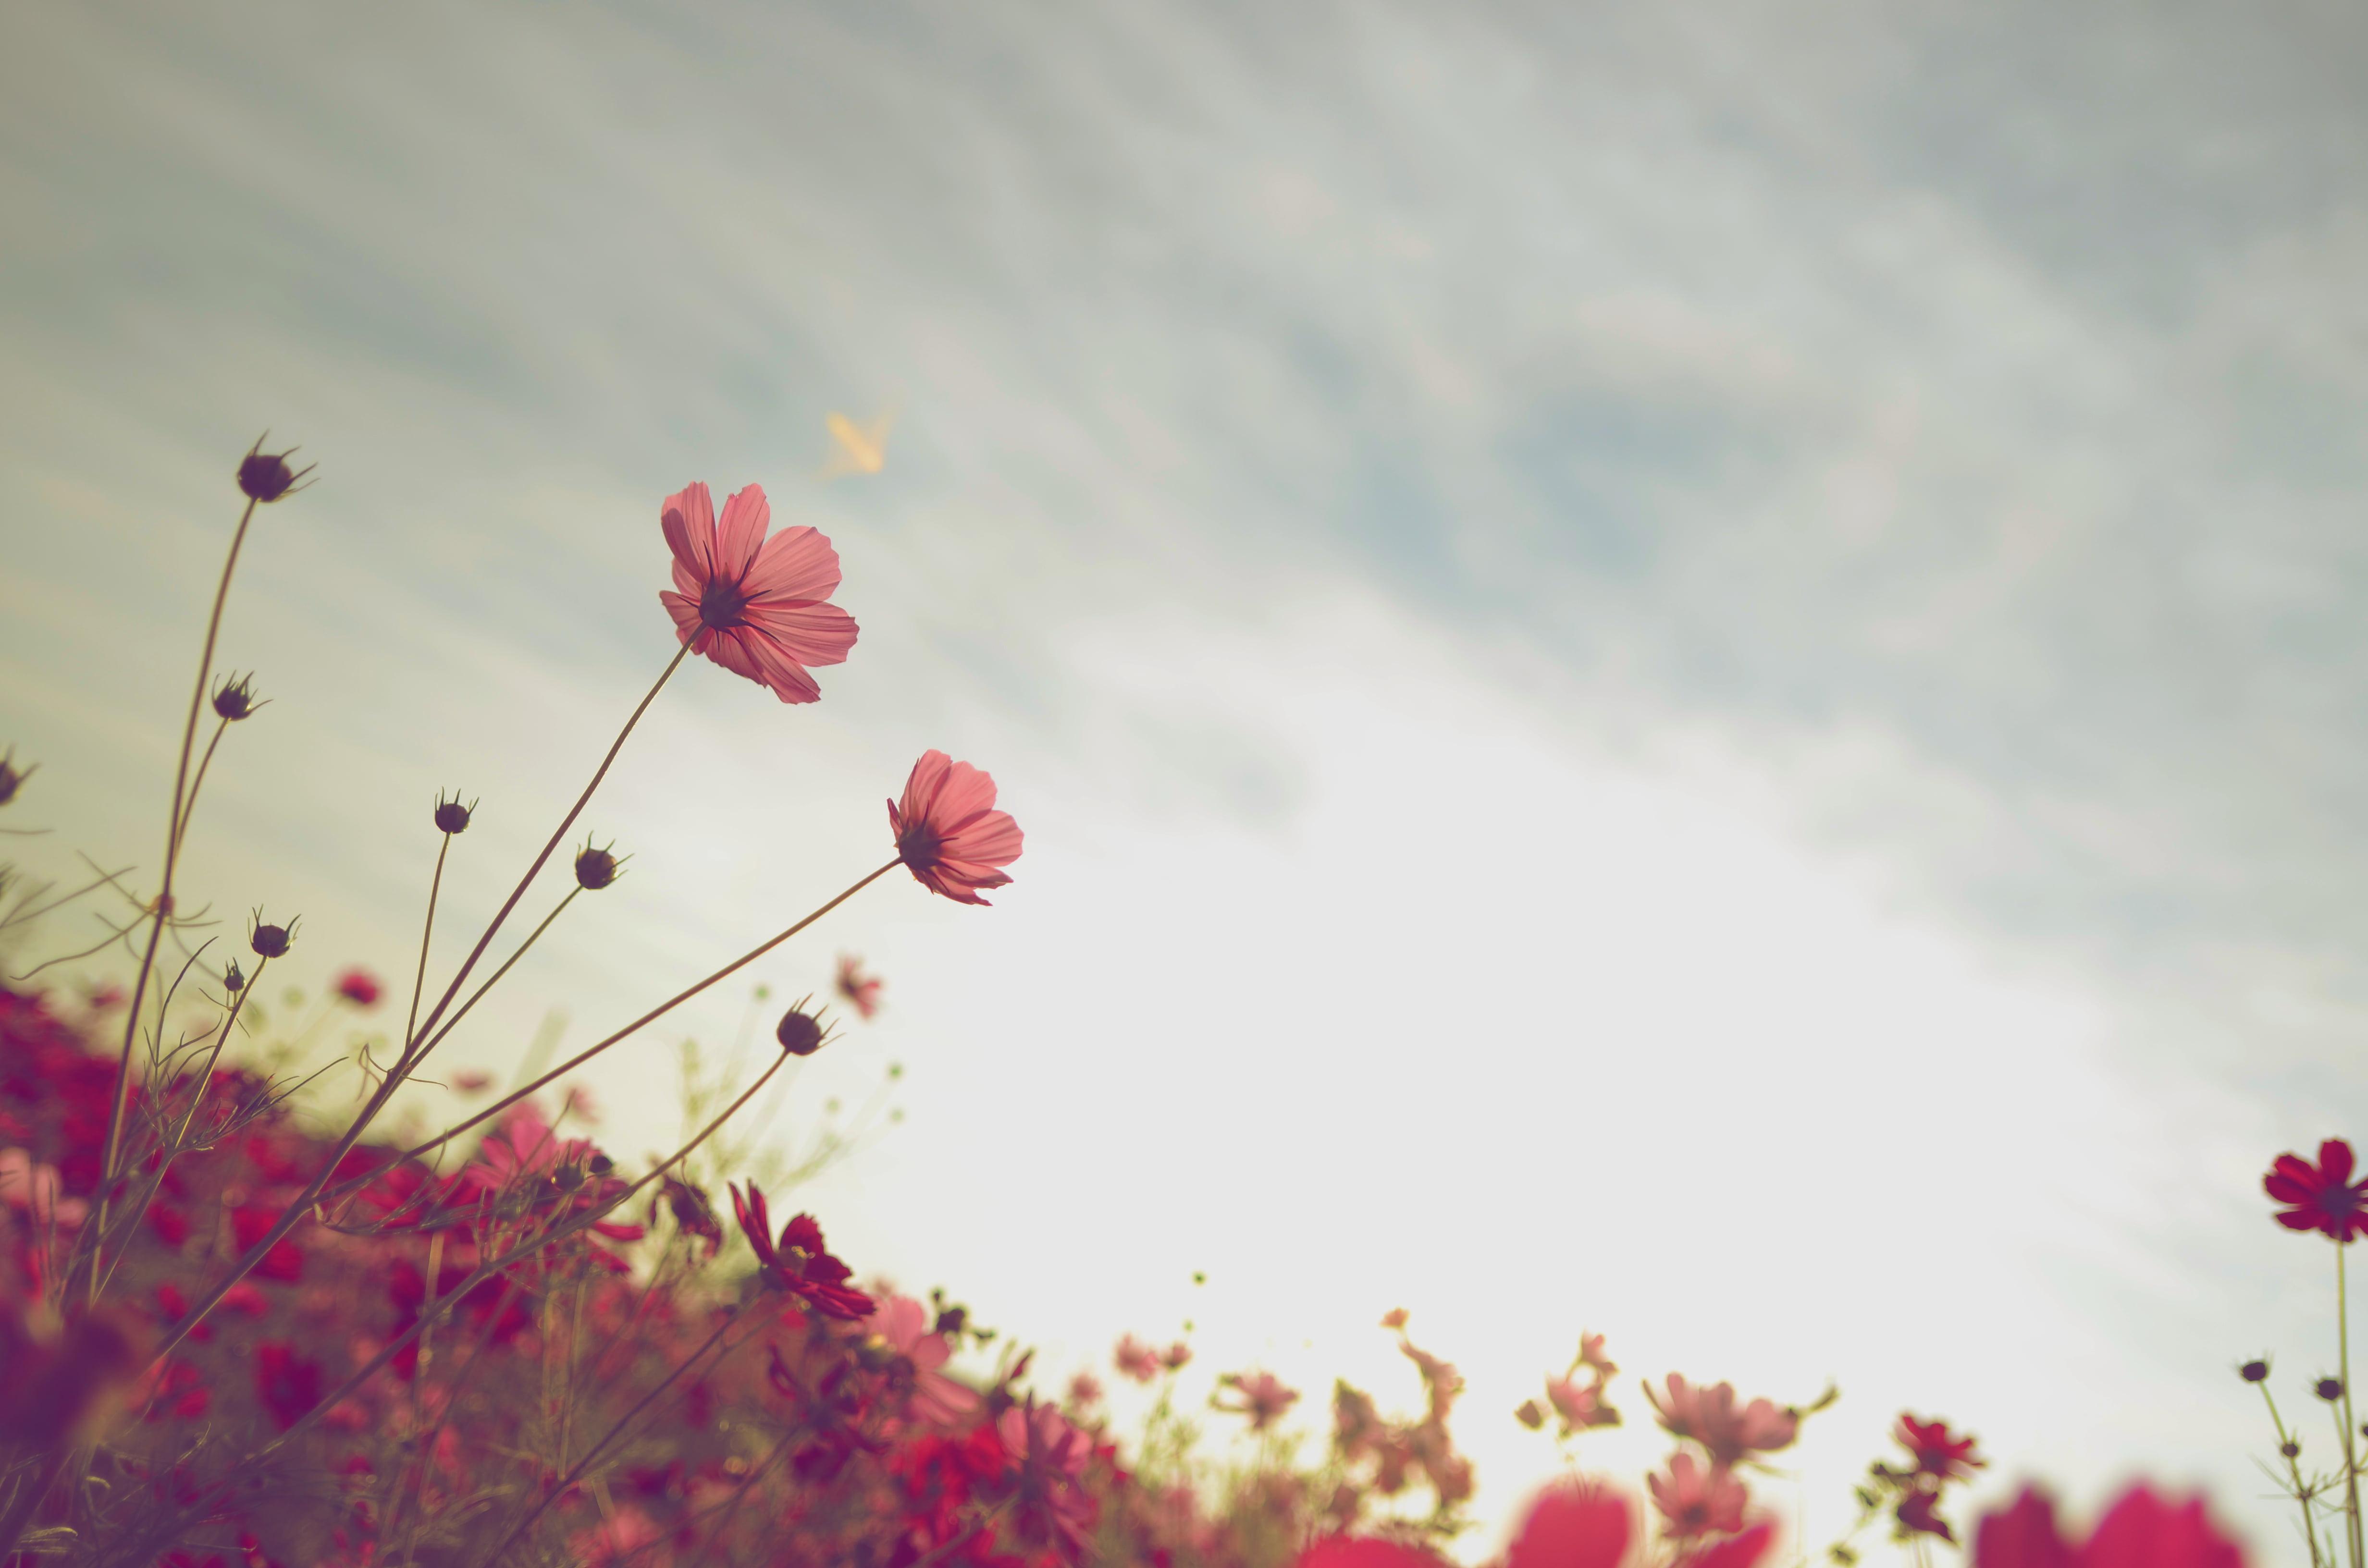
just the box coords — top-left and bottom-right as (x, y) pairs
(248, 912), (298, 959)
(433, 791), (475, 835)
(223, 959), (245, 993)
(236, 434), (315, 503)
(0, 747), (37, 807)
(2241, 1359), (2270, 1383)
(2319, 1377), (2345, 1403)
(776, 1004), (827, 1057)
(573, 839), (626, 891)
(211, 673), (267, 721)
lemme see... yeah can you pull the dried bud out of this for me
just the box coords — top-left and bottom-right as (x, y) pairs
(776, 1007), (826, 1057)
(1515, 1398), (1545, 1430)
(249, 913), (298, 958)
(433, 791), (475, 834)
(0, 747), (36, 807)
(2283, 1440), (2303, 1458)
(223, 959), (245, 993)
(2319, 1377), (2345, 1402)
(236, 435), (315, 503)
(574, 840), (625, 890)
(210, 673), (266, 721)
(2241, 1359), (2270, 1383)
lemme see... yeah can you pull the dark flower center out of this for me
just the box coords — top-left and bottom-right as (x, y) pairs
(2318, 1187), (2365, 1220)
(700, 577), (750, 629)
(897, 823), (942, 869)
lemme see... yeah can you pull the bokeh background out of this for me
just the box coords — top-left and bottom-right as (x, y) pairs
(6, 1), (2368, 1559)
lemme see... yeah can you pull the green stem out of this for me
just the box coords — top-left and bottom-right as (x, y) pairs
(401, 836), (452, 1068)
(2343, 1241), (2362, 1568)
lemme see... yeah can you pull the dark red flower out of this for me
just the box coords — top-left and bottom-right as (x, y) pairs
(1896, 1413), (1985, 1483)
(1505, 1480), (1630, 1568)
(728, 1181), (873, 1319)
(254, 1343), (321, 1430)
(1899, 1490), (1958, 1542)
(2265, 1139), (2368, 1242)
(1971, 1484), (2243, 1568)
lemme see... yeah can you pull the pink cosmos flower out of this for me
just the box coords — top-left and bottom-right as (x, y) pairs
(2265, 1139), (2368, 1243)
(1649, 1452), (1749, 1540)
(1646, 1374), (1800, 1468)
(835, 954), (884, 1020)
(889, 751), (1024, 906)
(659, 481), (857, 704)
(1115, 1334), (1163, 1383)
(1973, 1485), (2245, 1568)
(861, 1293), (981, 1424)
(1546, 1375), (1620, 1433)
(332, 967), (382, 1008)
(1896, 1413), (1986, 1483)
(1068, 1371), (1105, 1410)
(728, 1182), (874, 1320)
(998, 1398), (1098, 1557)
(1216, 1369), (1302, 1431)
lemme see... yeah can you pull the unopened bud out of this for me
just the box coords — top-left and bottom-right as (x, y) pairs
(776, 1007), (826, 1057)
(434, 791), (475, 835)
(236, 435), (314, 503)
(574, 840), (625, 890)
(211, 673), (266, 721)
(0, 747), (37, 807)
(223, 959), (245, 993)
(2319, 1377), (2345, 1402)
(249, 913), (298, 958)
(2283, 1440), (2302, 1458)
(2240, 1359), (2270, 1383)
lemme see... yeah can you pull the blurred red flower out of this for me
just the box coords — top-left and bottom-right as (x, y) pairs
(835, 954), (884, 1020)
(332, 968), (382, 1008)
(728, 1181), (873, 1320)
(1216, 1369), (1301, 1431)
(659, 481), (857, 704)
(888, 751), (1024, 906)
(1647, 1374), (1798, 1467)
(1648, 1452), (1748, 1539)
(2265, 1139), (2368, 1242)
(1114, 1334), (1162, 1383)
(254, 1343), (321, 1431)
(1973, 1484), (2245, 1568)
(1504, 1479), (1630, 1568)
(1896, 1413), (1986, 1482)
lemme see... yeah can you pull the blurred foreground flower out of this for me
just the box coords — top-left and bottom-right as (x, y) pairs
(1216, 1369), (1301, 1431)
(1973, 1485), (2245, 1568)
(836, 954), (884, 1019)
(333, 967), (382, 1007)
(2265, 1138), (2368, 1241)
(659, 480), (857, 704)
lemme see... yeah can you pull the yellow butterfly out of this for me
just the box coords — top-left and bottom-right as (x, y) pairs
(820, 409), (894, 479)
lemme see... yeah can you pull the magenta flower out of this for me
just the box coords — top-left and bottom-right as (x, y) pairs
(1648, 1452), (1748, 1539)
(333, 967), (383, 1008)
(2265, 1139), (2368, 1242)
(659, 481), (857, 704)
(889, 750), (1024, 906)
(728, 1181), (874, 1320)
(1114, 1334), (1163, 1384)
(835, 954), (884, 1020)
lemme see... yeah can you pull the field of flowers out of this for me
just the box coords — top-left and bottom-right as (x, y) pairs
(0, 441), (2329, 1567)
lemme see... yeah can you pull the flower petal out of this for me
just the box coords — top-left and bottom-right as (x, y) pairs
(716, 484), (771, 581)
(744, 523), (844, 603)
(740, 600), (859, 669)
(661, 482), (718, 583)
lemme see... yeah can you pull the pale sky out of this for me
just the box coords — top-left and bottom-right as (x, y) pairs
(6, 2), (2368, 1561)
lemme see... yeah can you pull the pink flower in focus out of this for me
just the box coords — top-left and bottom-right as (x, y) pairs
(835, 954), (884, 1019)
(861, 1293), (980, 1424)
(1972, 1485), (2245, 1568)
(1216, 1369), (1301, 1431)
(888, 750), (1023, 906)
(2265, 1139), (2368, 1243)
(1115, 1334), (1163, 1383)
(332, 968), (382, 1008)
(658, 481), (857, 704)
(1649, 1452), (1748, 1540)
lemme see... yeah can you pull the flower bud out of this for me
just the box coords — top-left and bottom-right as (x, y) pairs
(249, 913), (298, 958)
(210, 673), (266, 721)
(574, 840), (625, 891)
(236, 435), (314, 503)
(776, 1007), (826, 1057)
(223, 959), (245, 994)
(2241, 1359), (2270, 1383)
(433, 792), (475, 835)
(2319, 1377), (2345, 1402)
(2283, 1439), (2303, 1458)
(0, 748), (36, 807)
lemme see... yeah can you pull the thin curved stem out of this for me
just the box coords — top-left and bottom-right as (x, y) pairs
(2342, 1242), (2362, 1568)
(402, 836), (453, 1068)
(101, 494), (259, 1226)
(400, 643), (689, 1060)
(172, 716), (231, 851)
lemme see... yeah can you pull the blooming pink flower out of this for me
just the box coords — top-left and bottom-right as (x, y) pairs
(1114, 1334), (1163, 1383)
(1973, 1485), (2244, 1568)
(2265, 1139), (2368, 1242)
(658, 481), (857, 704)
(1216, 1369), (1301, 1430)
(835, 954), (884, 1020)
(1546, 1375), (1619, 1433)
(1647, 1374), (1800, 1467)
(889, 750), (1023, 906)
(1649, 1452), (1749, 1540)
(332, 967), (382, 1008)
(861, 1293), (980, 1424)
